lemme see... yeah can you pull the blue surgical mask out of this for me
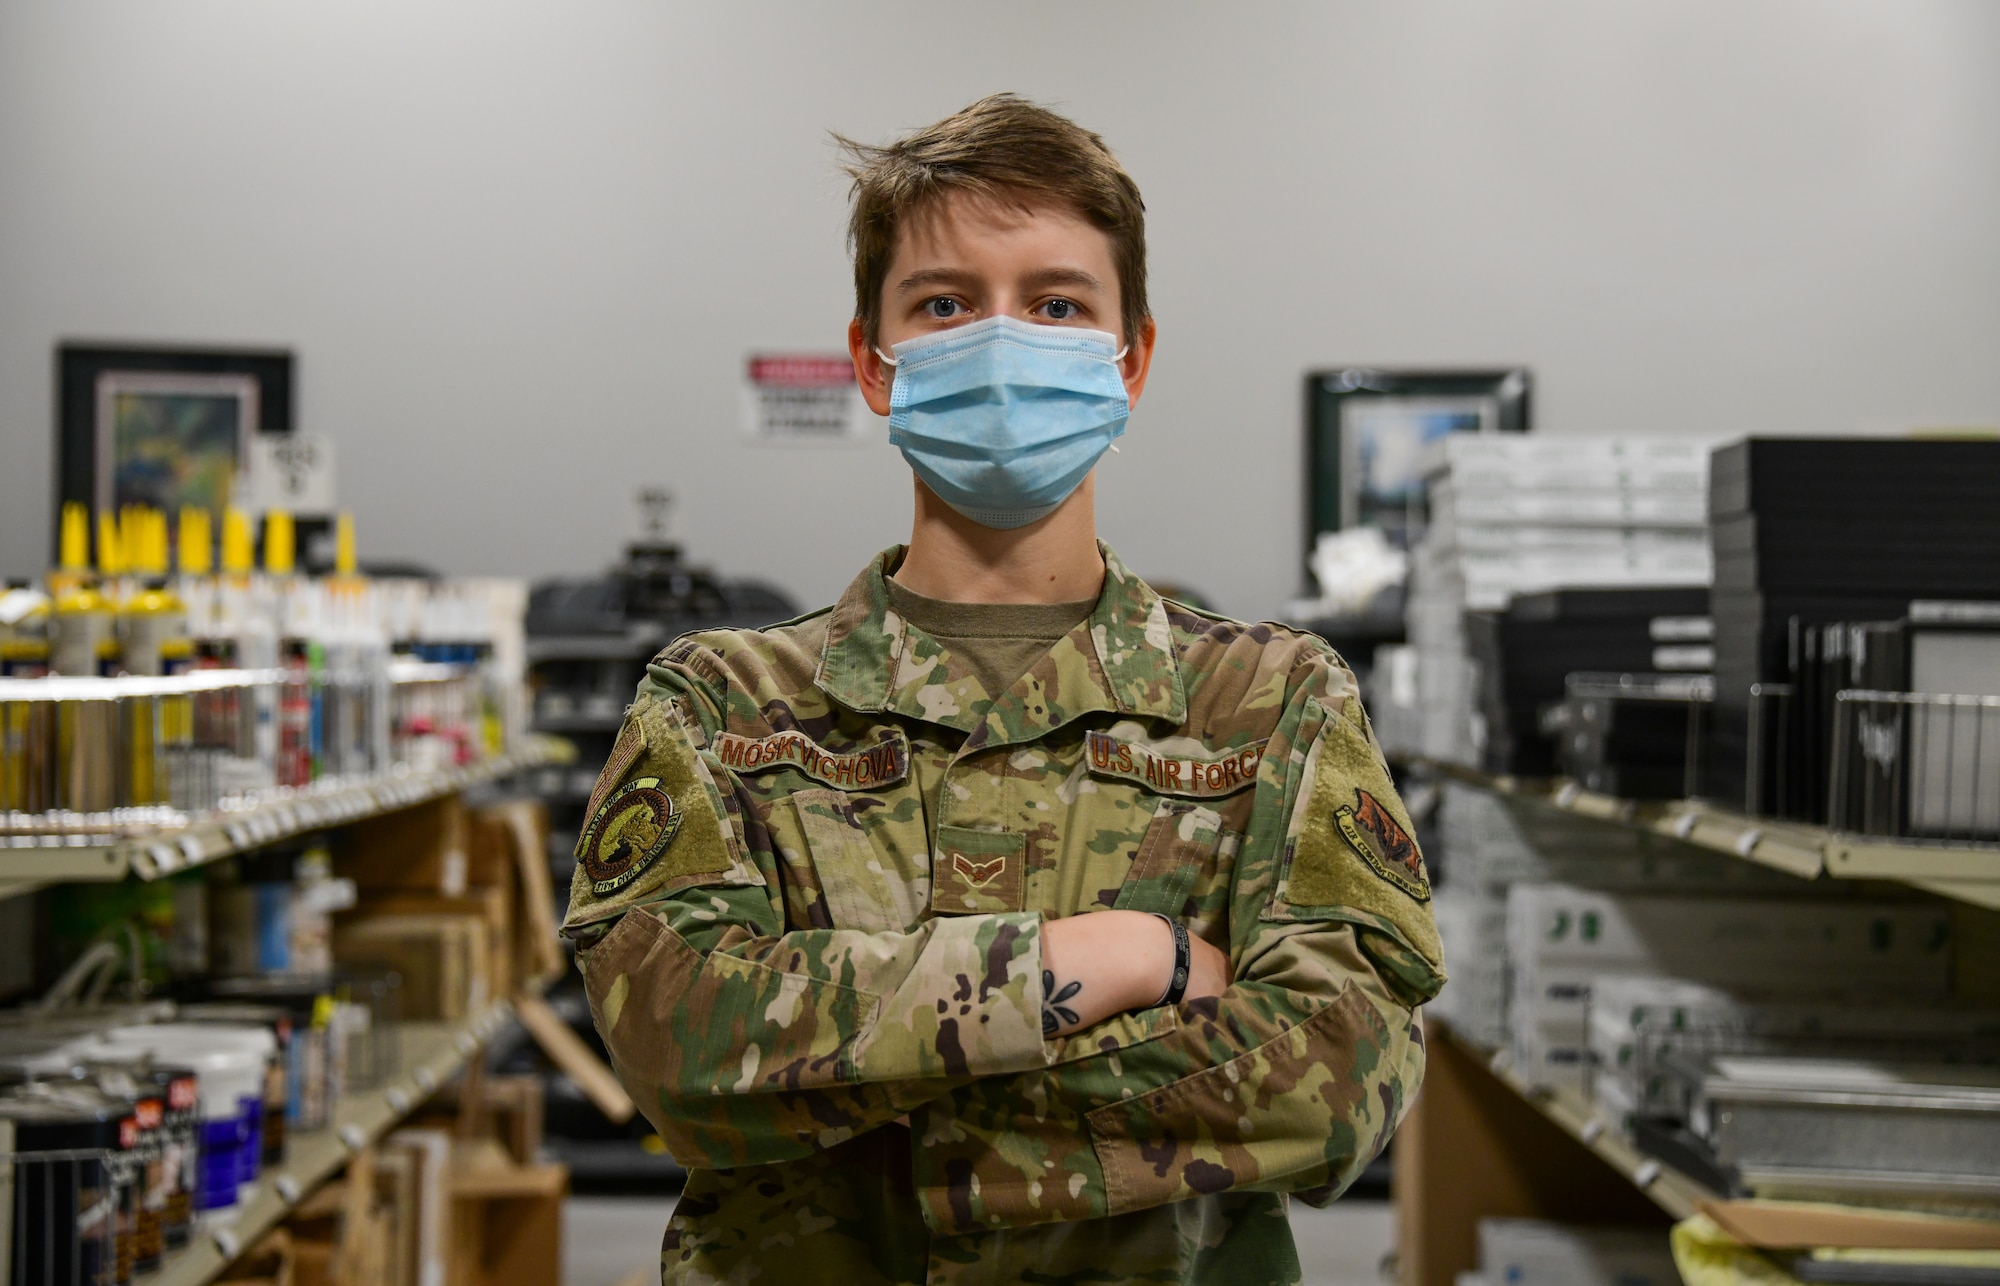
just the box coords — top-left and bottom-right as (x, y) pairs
(879, 315), (1129, 530)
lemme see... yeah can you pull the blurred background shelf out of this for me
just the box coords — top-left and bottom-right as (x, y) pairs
(0, 738), (570, 884)
(1402, 756), (2000, 909)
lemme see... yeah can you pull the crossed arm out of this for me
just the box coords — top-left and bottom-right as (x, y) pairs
(1038, 910), (1229, 1036)
(572, 649), (1436, 1206)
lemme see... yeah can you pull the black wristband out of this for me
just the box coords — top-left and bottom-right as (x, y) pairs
(1150, 914), (1191, 1009)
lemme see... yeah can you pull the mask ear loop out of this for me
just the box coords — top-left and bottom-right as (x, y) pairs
(1112, 344), (1128, 456)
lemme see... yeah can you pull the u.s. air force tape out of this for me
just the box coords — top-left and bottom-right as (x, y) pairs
(711, 729), (910, 789)
(1084, 730), (1266, 797)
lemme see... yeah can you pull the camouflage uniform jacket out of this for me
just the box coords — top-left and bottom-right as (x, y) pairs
(561, 544), (1446, 1285)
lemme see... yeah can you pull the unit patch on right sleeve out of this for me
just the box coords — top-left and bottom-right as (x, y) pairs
(561, 695), (745, 936)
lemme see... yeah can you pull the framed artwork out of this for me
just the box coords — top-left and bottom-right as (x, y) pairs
(1302, 367), (1531, 583)
(56, 343), (293, 561)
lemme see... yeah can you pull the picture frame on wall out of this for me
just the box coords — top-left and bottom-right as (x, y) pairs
(1301, 366), (1530, 587)
(56, 343), (294, 560)
(93, 370), (260, 519)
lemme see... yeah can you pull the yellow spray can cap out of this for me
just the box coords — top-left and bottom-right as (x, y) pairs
(334, 512), (357, 577)
(264, 510), (294, 575)
(221, 508), (253, 575)
(60, 502), (89, 571)
(96, 510), (124, 576)
(134, 507), (168, 577)
(179, 508), (212, 575)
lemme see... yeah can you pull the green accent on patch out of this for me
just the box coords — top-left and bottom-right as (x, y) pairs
(1283, 706), (1443, 970)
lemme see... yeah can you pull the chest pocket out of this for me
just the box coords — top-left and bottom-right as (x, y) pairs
(1084, 726), (1262, 939)
(792, 787), (930, 933)
(1110, 800), (1226, 922)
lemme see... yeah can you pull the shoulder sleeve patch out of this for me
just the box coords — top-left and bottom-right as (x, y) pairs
(563, 694), (750, 935)
(1268, 696), (1443, 974)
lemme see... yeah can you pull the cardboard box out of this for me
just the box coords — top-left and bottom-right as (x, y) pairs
(414, 1074), (546, 1168)
(350, 889), (514, 1012)
(335, 913), (490, 1022)
(469, 800), (562, 988)
(337, 797), (471, 897)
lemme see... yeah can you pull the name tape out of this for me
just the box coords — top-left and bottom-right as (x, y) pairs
(1084, 731), (1265, 797)
(714, 729), (911, 790)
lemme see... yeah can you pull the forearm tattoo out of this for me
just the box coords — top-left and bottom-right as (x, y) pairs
(1042, 969), (1083, 1036)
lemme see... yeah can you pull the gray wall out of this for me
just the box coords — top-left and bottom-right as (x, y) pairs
(3, 1), (1996, 618)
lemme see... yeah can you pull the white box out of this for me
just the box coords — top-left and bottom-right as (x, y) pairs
(1477, 1218), (1682, 1286)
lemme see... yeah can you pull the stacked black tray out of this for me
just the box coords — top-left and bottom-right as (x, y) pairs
(1707, 439), (2000, 817)
(1465, 587), (1710, 776)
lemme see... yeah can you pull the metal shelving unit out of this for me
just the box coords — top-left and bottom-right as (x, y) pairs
(1404, 756), (2000, 909)
(0, 738), (570, 887)
(0, 734), (567, 1281)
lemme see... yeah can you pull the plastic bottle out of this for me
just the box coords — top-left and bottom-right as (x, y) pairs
(119, 509), (194, 677)
(0, 579), (51, 677)
(49, 507), (117, 676)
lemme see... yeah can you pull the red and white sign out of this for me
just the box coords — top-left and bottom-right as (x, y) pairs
(741, 353), (870, 444)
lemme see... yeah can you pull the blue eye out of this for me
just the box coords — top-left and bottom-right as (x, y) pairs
(925, 298), (963, 320)
(1042, 299), (1078, 321)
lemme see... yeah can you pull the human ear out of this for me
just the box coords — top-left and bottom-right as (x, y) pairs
(849, 318), (894, 417)
(1119, 317), (1157, 409)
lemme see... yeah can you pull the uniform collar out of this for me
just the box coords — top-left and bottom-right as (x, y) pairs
(814, 542), (1187, 743)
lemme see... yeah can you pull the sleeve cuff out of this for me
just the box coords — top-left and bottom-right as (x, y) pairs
(848, 911), (1048, 1081)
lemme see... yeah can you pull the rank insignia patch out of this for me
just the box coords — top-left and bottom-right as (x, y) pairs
(953, 853), (1006, 887)
(577, 775), (683, 895)
(1334, 788), (1430, 901)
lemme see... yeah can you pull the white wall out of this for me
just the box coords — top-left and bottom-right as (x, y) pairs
(3, 1), (1996, 618)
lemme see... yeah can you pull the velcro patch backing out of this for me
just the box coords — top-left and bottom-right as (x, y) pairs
(563, 696), (739, 932)
(1276, 700), (1443, 971)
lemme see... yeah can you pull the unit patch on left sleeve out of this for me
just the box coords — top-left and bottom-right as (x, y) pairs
(1270, 696), (1444, 976)
(577, 776), (683, 895)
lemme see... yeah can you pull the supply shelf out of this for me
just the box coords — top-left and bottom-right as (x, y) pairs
(1402, 757), (2000, 910)
(1427, 1015), (1714, 1222)
(148, 997), (521, 1286)
(0, 737), (571, 886)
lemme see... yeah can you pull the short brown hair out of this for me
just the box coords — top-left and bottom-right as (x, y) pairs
(836, 94), (1149, 348)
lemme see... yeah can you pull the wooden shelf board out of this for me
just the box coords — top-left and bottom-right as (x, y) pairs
(1430, 1016), (1715, 1222)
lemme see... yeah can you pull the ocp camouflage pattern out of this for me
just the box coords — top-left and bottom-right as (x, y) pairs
(561, 544), (1447, 1285)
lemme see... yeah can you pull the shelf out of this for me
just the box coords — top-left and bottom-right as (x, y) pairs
(1405, 757), (2000, 909)
(148, 999), (520, 1286)
(1428, 1015), (1716, 1223)
(0, 738), (572, 885)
